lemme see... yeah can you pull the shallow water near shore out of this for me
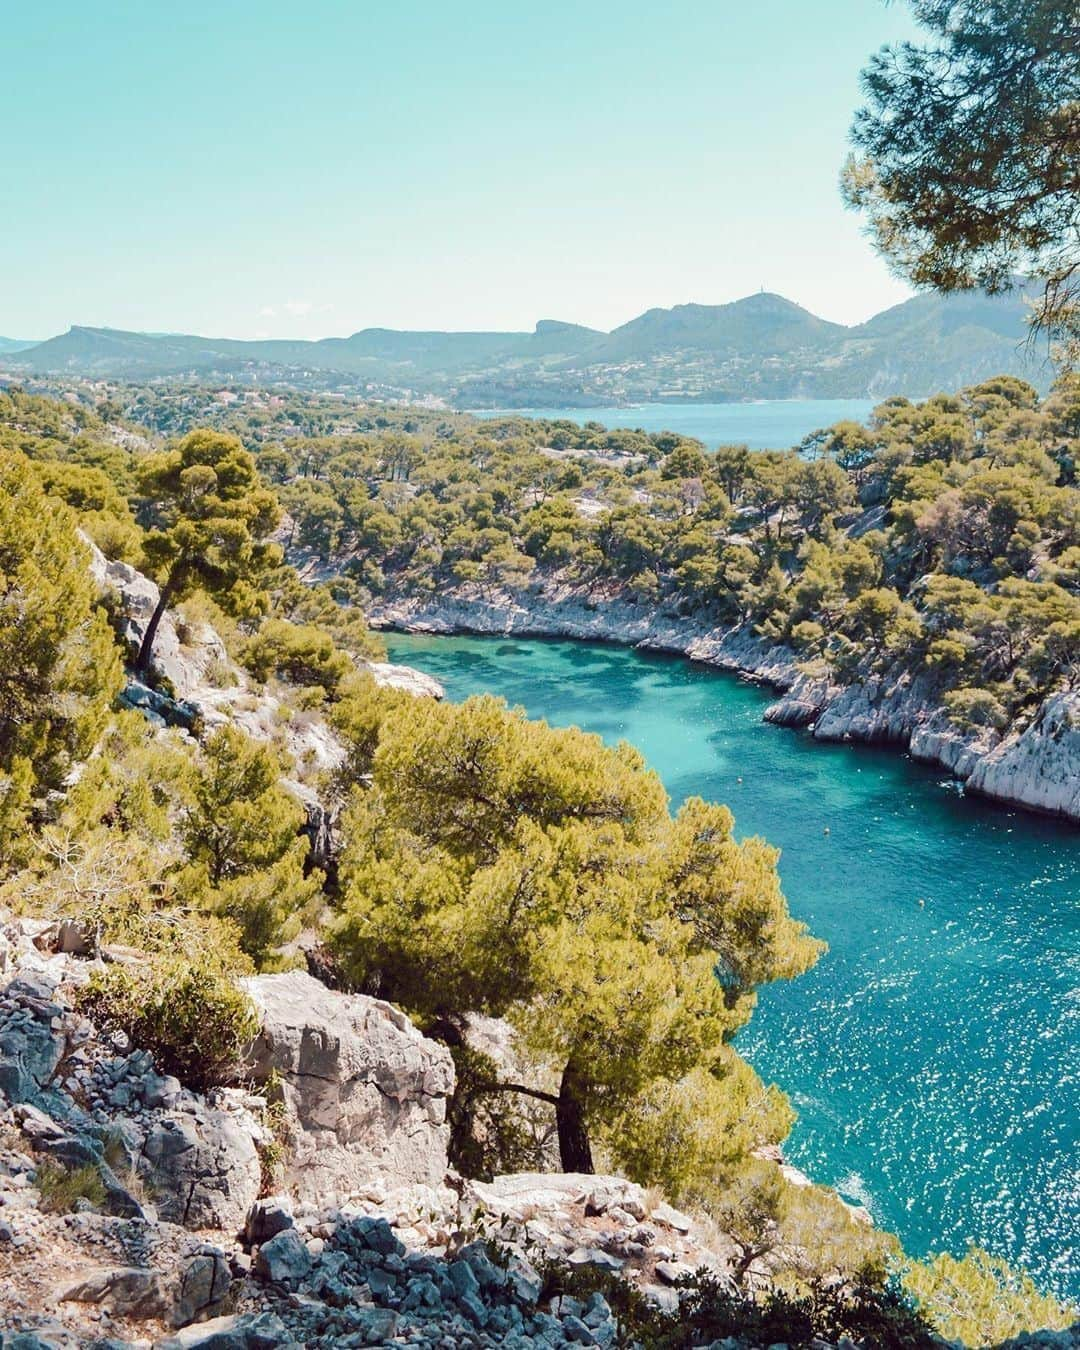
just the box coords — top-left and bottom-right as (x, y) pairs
(384, 631), (1080, 1299)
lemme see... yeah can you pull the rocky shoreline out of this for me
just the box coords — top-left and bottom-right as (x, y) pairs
(364, 580), (1080, 826)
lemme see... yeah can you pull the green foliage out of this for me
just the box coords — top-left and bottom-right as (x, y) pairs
(843, 0), (1079, 351)
(903, 1246), (1077, 1348)
(537, 1261), (938, 1350)
(177, 725), (320, 965)
(241, 617), (353, 697)
(34, 1160), (107, 1214)
(944, 686), (1010, 732)
(333, 690), (821, 1182)
(135, 429), (282, 670)
(0, 450), (122, 792)
(78, 936), (259, 1089)
(34, 459), (142, 561)
(210, 375), (1080, 733)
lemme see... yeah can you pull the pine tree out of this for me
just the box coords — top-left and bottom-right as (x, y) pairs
(0, 450), (121, 793)
(177, 725), (320, 965)
(333, 692), (822, 1177)
(134, 430), (281, 674)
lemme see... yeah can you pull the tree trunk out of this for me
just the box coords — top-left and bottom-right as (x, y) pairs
(134, 572), (177, 675)
(556, 1062), (594, 1174)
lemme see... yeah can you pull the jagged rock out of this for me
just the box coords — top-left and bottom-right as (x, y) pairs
(585, 1178), (647, 1221)
(173, 1248), (232, 1326)
(253, 1227), (312, 1286)
(141, 1109), (261, 1232)
(154, 1311), (291, 1349)
(965, 691), (1080, 818)
(655, 1258), (694, 1284)
(346, 1307), (400, 1342)
(0, 983), (65, 1106)
(651, 1201), (693, 1234)
(367, 660), (444, 699)
(58, 1265), (168, 1318)
(337, 1214), (405, 1258)
(243, 1195), (294, 1246)
(238, 971), (455, 1202)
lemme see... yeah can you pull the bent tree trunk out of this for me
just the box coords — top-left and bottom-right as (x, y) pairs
(556, 1062), (594, 1174)
(134, 571), (178, 675)
(467, 1060), (595, 1174)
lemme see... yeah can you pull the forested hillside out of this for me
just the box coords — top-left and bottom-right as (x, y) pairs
(0, 385), (1076, 1345)
(237, 376), (1079, 754)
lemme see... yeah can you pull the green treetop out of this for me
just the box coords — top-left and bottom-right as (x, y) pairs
(134, 430), (281, 674)
(0, 451), (122, 808)
(332, 691), (822, 1179)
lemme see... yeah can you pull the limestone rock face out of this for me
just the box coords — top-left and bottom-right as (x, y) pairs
(367, 660), (445, 700)
(239, 971), (455, 1203)
(965, 691), (1080, 819)
(85, 538), (440, 786)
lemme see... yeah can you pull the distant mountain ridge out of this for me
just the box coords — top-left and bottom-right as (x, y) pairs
(0, 337), (33, 353)
(3, 288), (1051, 404)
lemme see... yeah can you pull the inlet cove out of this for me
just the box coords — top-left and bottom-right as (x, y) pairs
(385, 630), (1080, 1301)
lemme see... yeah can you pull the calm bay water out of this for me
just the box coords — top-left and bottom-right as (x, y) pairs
(470, 399), (877, 450)
(384, 632), (1080, 1298)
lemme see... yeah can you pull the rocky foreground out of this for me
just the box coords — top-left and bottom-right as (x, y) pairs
(363, 579), (1080, 825)
(0, 910), (756, 1349)
(3, 913), (1077, 1350)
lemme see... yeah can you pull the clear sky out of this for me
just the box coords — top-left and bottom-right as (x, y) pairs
(2, 0), (923, 341)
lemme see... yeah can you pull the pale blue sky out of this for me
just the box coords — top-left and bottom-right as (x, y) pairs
(2, 1), (921, 340)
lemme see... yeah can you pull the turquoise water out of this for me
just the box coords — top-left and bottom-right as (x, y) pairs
(470, 399), (877, 450)
(384, 632), (1080, 1298)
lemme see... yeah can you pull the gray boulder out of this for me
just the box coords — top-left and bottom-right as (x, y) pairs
(243, 1194), (294, 1246)
(239, 971), (455, 1202)
(173, 1248), (232, 1327)
(141, 1108), (261, 1232)
(253, 1227), (311, 1287)
(58, 1265), (169, 1319)
(153, 1311), (290, 1350)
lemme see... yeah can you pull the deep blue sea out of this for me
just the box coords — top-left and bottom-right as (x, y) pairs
(384, 632), (1080, 1300)
(470, 399), (877, 450)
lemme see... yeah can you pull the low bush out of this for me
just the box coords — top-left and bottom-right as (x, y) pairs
(538, 1263), (939, 1349)
(34, 1160), (107, 1214)
(78, 951), (258, 1089)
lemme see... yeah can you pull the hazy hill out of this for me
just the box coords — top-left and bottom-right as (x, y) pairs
(591, 293), (846, 361)
(4, 288), (1051, 403)
(0, 337), (32, 353)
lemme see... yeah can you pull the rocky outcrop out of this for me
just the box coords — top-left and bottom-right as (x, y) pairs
(85, 539), (442, 779)
(239, 971), (455, 1203)
(367, 580), (1080, 824)
(366, 660), (445, 700)
(0, 915), (752, 1348)
(963, 692), (1080, 818)
(0, 918), (266, 1238)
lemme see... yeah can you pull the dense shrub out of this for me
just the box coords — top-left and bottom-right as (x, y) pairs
(903, 1247), (1077, 1347)
(78, 949), (258, 1089)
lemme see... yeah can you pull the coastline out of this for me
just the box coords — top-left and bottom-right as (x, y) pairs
(363, 579), (1080, 826)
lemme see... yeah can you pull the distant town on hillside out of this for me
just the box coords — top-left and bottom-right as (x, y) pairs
(0, 285), (1052, 408)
